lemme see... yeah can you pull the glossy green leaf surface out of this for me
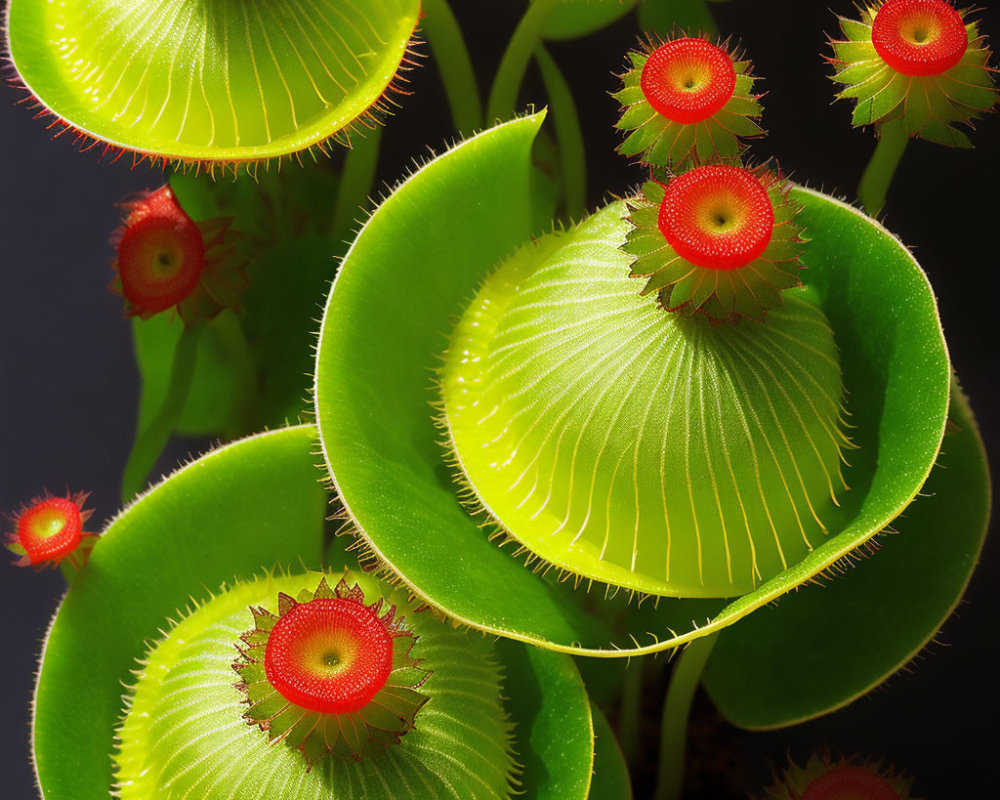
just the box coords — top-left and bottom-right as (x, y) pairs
(542, 0), (640, 41)
(8, 0), (420, 163)
(497, 638), (597, 799)
(315, 114), (950, 657)
(33, 427), (329, 799)
(703, 380), (990, 728)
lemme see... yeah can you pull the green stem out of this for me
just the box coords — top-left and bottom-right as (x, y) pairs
(121, 323), (203, 503)
(421, 0), (483, 133)
(858, 119), (908, 217)
(617, 660), (644, 766)
(653, 633), (719, 800)
(333, 126), (383, 241)
(534, 43), (586, 220)
(58, 559), (77, 584)
(487, 0), (560, 123)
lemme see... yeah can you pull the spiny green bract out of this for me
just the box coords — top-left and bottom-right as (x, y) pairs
(114, 571), (517, 800)
(828, 6), (998, 146)
(439, 204), (852, 599)
(615, 39), (764, 168)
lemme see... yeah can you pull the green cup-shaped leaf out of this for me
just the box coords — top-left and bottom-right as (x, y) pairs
(315, 115), (954, 659)
(33, 425), (603, 799)
(702, 379), (991, 728)
(7, 0), (420, 165)
(33, 427), (328, 799)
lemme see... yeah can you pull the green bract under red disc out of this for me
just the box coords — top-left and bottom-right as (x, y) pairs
(872, 0), (968, 76)
(264, 597), (395, 714)
(640, 37), (736, 124)
(657, 164), (774, 270)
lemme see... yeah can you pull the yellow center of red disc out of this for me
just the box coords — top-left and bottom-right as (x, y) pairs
(872, 0), (967, 76)
(264, 598), (395, 714)
(657, 165), (775, 271)
(640, 38), (737, 124)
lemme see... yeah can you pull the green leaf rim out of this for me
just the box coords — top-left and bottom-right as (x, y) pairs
(32, 424), (596, 799)
(6, 0), (420, 166)
(314, 115), (950, 657)
(702, 377), (991, 728)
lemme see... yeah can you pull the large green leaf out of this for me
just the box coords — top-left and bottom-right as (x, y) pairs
(7, 0), (421, 164)
(33, 426), (329, 800)
(702, 379), (991, 727)
(33, 424), (597, 799)
(314, 115), (950, 657)
(542, 0), (640, 41)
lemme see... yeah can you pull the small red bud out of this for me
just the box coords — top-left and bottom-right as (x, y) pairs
(6, 491), (95, 569)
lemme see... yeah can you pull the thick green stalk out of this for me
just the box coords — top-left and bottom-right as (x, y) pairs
(421, 0), (483, 133)
(58, 559), (77, 584)
(121, 323), (203, 503)
(617, 660), (644, 765)
(333, 126), (383, 241)
(858, 119), (908, 217)
(534, 43), (586, 220)
(653, 633), (719, 800)
(487, 0), (560, 122)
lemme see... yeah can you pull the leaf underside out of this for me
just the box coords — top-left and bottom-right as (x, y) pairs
(8, 0), (420, 163)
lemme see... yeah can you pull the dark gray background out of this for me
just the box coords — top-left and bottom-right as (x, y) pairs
(2, 2), (998, 797)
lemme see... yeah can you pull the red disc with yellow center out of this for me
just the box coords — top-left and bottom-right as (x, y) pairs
(640, 38), (737, 124)
(802, 765), (901, 800)
(116, 187), (205, 314)
(264, 597), (395, 714)
(17, 497), (83, 565)
(872, 0), (967, 76)
(657, 164), (775, 271)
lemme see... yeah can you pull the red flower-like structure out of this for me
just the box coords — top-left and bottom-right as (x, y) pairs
(110, 186), (248, 322)
(616, 35), (764, 168)
(624, 163), (805, 323)
(5, 490), (95, 569)
(234, 576), (429, 766)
